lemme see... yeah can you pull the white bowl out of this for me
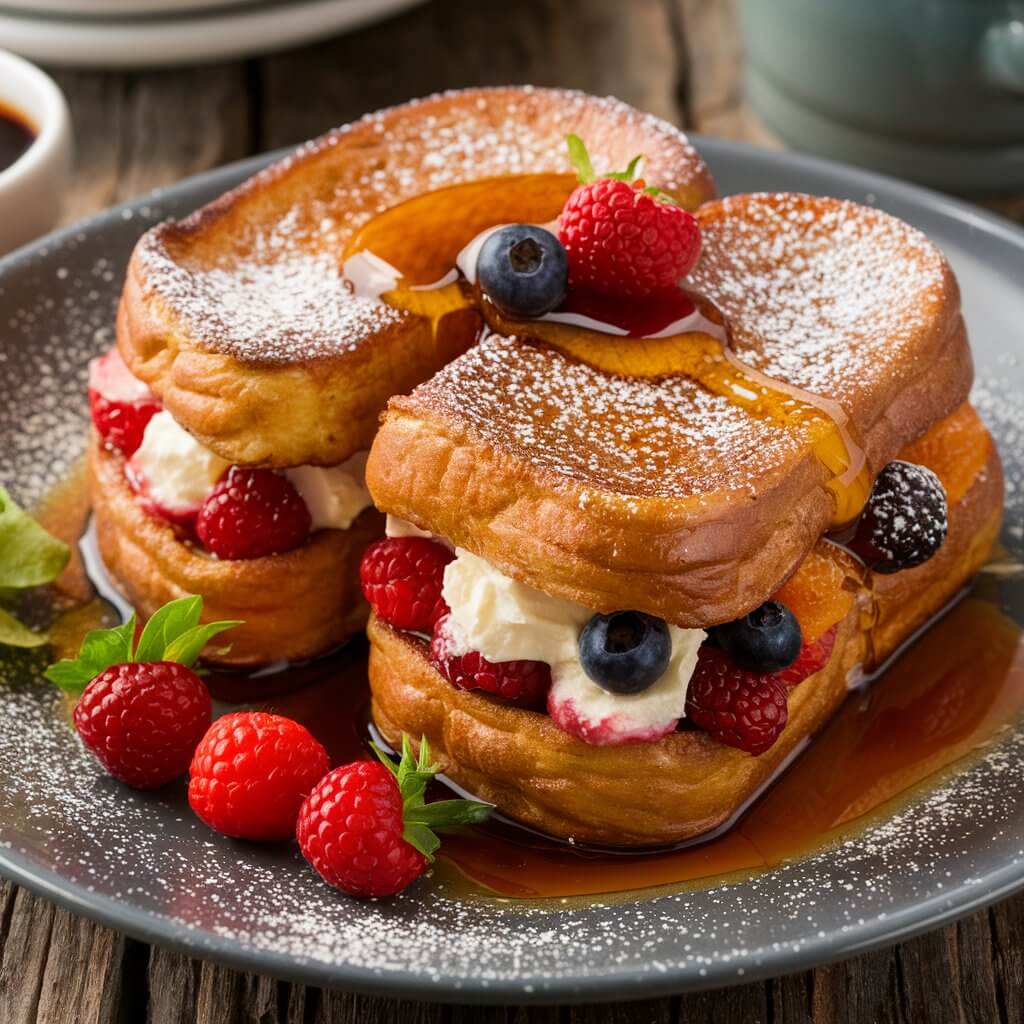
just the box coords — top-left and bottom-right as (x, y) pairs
(0, 50), (71, 256)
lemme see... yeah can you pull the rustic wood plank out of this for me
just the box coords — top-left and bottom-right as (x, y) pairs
(0, 885), (57, 1024)
(33, 905), (127, 1024)
(675, 981), (769, 1023)
(989, 900), (1023, 1024)
(49, 66), (251, 225)
(258, 0), (688, 151)
(675, 0), (781, 146)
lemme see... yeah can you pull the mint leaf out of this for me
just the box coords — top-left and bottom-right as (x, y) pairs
(163, 620), (241, 668)
(379, 733), (493, 863)
(606, 153), (644, 182)
(44, 614), (136, 695)
(0, 608), (48, 649)
(133, 595), (203, 663)
(44, 595), (242, 695)
(566, 133), (595, 184)
(0, 486), (69, 590)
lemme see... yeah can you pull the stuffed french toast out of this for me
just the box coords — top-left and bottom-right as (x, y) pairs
(88, 87), (713, 666)
(360, 139), (1002, 847)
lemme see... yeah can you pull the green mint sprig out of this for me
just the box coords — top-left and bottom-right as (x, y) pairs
(0, 486), (70, 649)
(372, 735), (492, 860)
(44, 595), (240, 696)
(565, 133), (679, 205)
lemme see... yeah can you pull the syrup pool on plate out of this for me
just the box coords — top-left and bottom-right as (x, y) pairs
(33, 461), (1024, 902)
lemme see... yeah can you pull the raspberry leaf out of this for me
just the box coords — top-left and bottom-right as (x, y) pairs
(372, 734), (492, 861)
(566, 133), (596, 184)
(605, 153), (643, 183)
(44, 595), (240, 694)
(134, 595), (203, 663)
(163, 622), (239, 668)
(44, 615), (136, 695)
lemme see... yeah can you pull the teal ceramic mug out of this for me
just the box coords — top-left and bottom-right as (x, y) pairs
(740, 0), (1024, 193)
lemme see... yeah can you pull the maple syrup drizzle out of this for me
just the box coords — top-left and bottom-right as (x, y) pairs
(30, 436), (1024, 903)
(348, 174), (872, 528)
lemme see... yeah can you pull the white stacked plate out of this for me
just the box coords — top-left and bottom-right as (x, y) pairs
(0, 0), (425, 67)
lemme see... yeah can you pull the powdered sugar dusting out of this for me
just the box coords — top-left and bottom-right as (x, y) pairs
(405, 333), (810, 499)
(1, 131), (1023, 1003)
(690, 193), (953, 412)
(137, 87), (708, 367)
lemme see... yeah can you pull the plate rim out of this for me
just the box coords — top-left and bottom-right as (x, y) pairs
(1, 135), (1023, 1005)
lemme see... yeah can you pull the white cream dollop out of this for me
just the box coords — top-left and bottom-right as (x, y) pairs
(130, 410), (230, 513)
(441, 548), (705, 744)
(285, 452), (372, 531)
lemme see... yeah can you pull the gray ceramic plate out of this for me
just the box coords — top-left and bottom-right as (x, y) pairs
(0, 138), (1023, 1005)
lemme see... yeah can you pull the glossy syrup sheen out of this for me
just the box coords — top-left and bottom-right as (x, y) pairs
(34, 463), (1024, 902)
(0, 102), (34, 175)
(352, 173), (872, 528)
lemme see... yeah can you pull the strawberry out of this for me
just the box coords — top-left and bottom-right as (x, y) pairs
(196, 466), (312, 560)
(556, 134), (701, 298)
(430, 614), (551, 706)
(189, 712), (330, 841)
(44, 596), (240, 788)
(778, 625), (838, 689)
(296, 735), (491, 898)
(685, 646), (789, 756)
(88, 347), (161, 457)
(360, 537), (454, 631)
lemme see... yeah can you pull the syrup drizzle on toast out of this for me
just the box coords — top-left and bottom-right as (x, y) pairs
(347, 175), (872, 527)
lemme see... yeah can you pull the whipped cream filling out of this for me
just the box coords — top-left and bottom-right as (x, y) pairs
(441, 547), (705, 742)
(130, 410), (371, 530)
(130, 411), (230, 514)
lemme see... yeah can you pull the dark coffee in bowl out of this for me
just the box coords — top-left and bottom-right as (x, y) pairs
(0, 102), (35, 175)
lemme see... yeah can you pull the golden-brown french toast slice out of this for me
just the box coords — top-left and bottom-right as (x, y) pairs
(368, 406), (1003, 846)
(118, 87), (714, 468)
(365, 193), (972, 628)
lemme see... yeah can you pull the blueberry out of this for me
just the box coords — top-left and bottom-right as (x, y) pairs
(477, 224), (568, 319)
(578, 611), (671, 694)
(852, 460), (948, 574)
(712, 601), (802, 673)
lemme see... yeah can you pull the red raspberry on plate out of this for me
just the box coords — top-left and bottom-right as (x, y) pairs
(430, 614), (551, 705)
(74, 661), (211, 788)
(296, 736), (491, 898)
(196, 466), (311, 560)
(556, 135), (701, 299)
(45, 595), (239, 788)
(189, 711), (330, 841)
(88, 347), (161, 457)
(360, 536), (454, 631)
(778, 625), (838, 689)
(685, 646), (789, 756)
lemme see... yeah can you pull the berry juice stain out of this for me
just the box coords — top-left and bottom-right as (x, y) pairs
(33, 463), (1024, 902)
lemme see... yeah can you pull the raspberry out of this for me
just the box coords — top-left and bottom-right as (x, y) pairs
(88, 348), (161, 457)
(685, 647), (788, 756)
(430, 614), (551, 705)
(557, 178), (701, 298)
(196, 466), (311, 560)
(73, 661), (211, 788)
(189, 712), (329, 841)
(297, 760), (426, 898)
(778, 625), (838, 689)
(360, 537), (454, 631)
(296, 736), (491, 899)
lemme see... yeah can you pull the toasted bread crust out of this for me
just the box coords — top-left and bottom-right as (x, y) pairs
(368, 436), (1003, 847)
(89, 434), (382, 666)
(366, 193), (972, 627)
(118, 87), (714, 467)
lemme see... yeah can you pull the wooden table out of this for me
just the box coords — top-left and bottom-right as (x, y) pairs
(3, 1), (1023, 1021)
